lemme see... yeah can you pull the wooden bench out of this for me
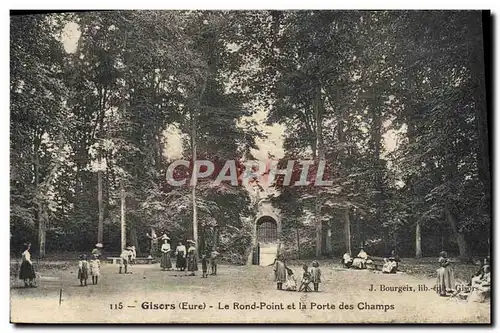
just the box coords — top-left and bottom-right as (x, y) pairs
(135, 257), (154, 264)
(107, 257), (154, 264)
(107, 257), (122, 264)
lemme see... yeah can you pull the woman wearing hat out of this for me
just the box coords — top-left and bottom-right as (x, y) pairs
(186, 240), (198, 276)
(92, 243), (103, 258)
(19, 242), (36, 288)
(160, 237), (172, 271)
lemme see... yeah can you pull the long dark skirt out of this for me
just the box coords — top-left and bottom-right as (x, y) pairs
(161, 252), (172, 269)
(19, 261), (36, 280)
(176, 253), (186, 270)
(187, 255), (198, 272)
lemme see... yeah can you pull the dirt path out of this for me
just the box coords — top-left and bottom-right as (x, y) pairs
(10, 262), (490, 323)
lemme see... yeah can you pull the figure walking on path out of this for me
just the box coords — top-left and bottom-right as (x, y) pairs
(19, 242), (36, 288)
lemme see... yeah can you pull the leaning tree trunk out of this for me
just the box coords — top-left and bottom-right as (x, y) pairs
(444, 206), (468, 261)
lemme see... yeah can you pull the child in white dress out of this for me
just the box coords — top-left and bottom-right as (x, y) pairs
(90, 254), (101, 285)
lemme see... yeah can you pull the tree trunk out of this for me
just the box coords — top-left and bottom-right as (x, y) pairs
(444, 206), (468, 261)
(97, 160), (104, 244)
(325, 224), (333, 254)
(469, 14), (490, 210)
(344, 207), (352, 255)
(37, 205), (46, 258)
(296, 226), (300, 259)
(415, 221), (422, 259)
(34, 141), (46, 258)
(212, 226), (219, 251)
(383, 228), (389, 255)
(191, 76), (208, 257)
(120, 178), (126, 251)
(314, 85), (325, 258)
(130, 224), (139, 255)
(200, 224), (205, 255)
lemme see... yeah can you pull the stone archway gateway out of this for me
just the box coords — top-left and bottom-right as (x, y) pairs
(251, 198), (281, 266)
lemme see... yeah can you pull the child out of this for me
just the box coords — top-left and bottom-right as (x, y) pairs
(201, 254), (208, 278)
(310, 260), (321, 292)
(274, 254), (286, 290)
(130, 246), (137, 265)
(90, 254), (101, 285)
(119, 247), (132, 274)
(78, 254), (89, 286)
(298, 264), (312, 292)
(210, 250), (219, 275)
(284, 267), (297, 291)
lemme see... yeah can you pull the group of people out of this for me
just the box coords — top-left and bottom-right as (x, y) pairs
(77, 253), (101, 286)
(436, 251), (491, 303)
(273, 255), (322, 292)
(341, 248), (400, 274)
(146, 232), (219, 277)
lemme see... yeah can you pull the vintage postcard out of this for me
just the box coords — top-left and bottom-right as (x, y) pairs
(10, 10), (491, 324)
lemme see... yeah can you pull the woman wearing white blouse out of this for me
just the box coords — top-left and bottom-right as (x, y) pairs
(160, 238), (172, 271)
(19, 242), (36, 287)
(175, 242), (187, 271)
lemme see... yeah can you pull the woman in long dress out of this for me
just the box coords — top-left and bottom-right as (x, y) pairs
(160, 238), (172, 271)
(175, 241), (187, 271)
(19, 242), (36, 288)
(436, 251), (455, 296)
(186, 240), (198, 276)
(274, 254), (287, 290)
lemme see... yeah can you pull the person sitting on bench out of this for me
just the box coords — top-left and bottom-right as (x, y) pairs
(342, 252), (353, 268)
(382, 249), (400, 274)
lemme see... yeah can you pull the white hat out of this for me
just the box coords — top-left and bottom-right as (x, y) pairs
(95, 243), (103, 248)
